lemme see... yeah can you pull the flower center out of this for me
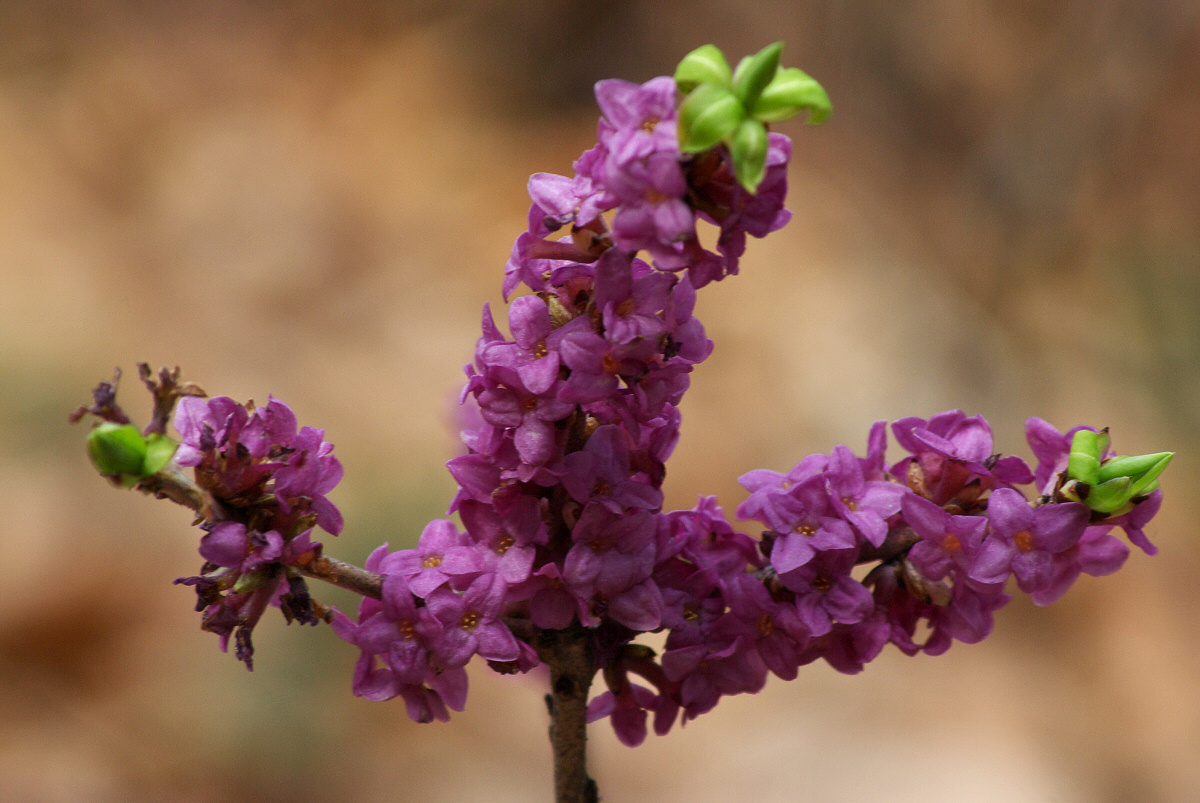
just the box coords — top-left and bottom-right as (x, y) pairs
(533, 342), (548, 359)
(841, 496), (858, 511)
(602, 353), (620, 375)
(521, 396), (538, 413)
(592, 479), (613, 497)
(399, 619), (416, 639)
(943, 534), (961, 554)
(683, 604), (700, 622)
(1014, 530), (1035, 552)
(641, 117), (659, 132)
(645, 188), (668, 204)
(758, 614), (774, 637)
(589, 539), (611, 554)
(495, 534), (515, 555)
(615, 298), (635, 317)
(812, 575), (832, 592)
(795, 523), (816, 536)
(459, 612), (480, 630)
(422, 555), (443, 568)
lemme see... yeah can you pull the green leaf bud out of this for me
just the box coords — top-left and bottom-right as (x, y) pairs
(751, 67), (832, 124)
(732, 41), (783, 110)
(1067, 430), (1102, 486)
(1085, 476), (1135, 515)
(679, 83), (745, 153)
(731, 119), (769, 192)
(674, 44), (732, 93)
(232, 569), (273, 595)
(87, 423), (147, 478)
(143, 433), (179, 476)
(1128, 452), (1173, 497)
(1097, 452), (1173, 483)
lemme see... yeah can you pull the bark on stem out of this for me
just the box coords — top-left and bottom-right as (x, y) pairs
(134, 468), (385, 600)
(536, 625), (598, 803)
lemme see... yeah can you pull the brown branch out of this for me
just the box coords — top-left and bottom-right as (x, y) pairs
(296, 555), (382, 600)
(532, 624), (598, 803)
(135, 466), (385, 600)
(136, 465), (206, 514)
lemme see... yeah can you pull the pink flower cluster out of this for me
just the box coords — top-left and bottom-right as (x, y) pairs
(327, 74), (1162, 738)
(173, 396), (344, 668)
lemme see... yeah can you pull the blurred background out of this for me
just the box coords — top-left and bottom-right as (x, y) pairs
(1, 1), (1198, 801)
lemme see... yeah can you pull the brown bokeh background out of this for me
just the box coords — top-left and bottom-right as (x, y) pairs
(2, 2), (1198, 801)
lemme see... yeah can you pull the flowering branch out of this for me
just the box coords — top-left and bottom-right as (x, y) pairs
(72, 43), (1173, 803)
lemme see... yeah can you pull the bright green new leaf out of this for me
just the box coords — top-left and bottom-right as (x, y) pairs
(679, 83), (745, 153)
(1096, 451), (1173, 483)
(1086, 477), (1135, 515)
(732, 42), (783, 111)
(731, 119), (768, 192)
(752, 67), (832, 124)
(1128, 453), (1173, 497)
(88, 422), (147, 478)
(675, 44), (732, 93)
(1067, 429), (1103, 486)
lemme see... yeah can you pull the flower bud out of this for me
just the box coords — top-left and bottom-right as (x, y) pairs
(674, 44), (732, 93)
(678, 83), (745, 153)
(87, 423), (147, 479)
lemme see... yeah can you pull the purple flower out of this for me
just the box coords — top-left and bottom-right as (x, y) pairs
(722, 573), (810, 680)
(561, 424), (663, 513)
(587, 682), (676, 748)
(527, 169), (607, 230)
(826, 444), (906, 547)
(593, 76), (680, 167)
(764, 475), (857, 575)
(736, 453), (828, 532)
(901, 493), (987, 581)
(1028, 526), (1130, 606)
(779, 549), (875, 637)
(379, 519), (483, 598)
(971, 489), (1090, 594)
(593, 251), (674, 345)
(564, 505), (658, 628)
(558, 329), (658, 404)
(509, 562), (580, 630)
(458, 497), (544, 584)
(800, 614), (891, 675)
(1105, 490), (1162, 556)
(892, 410), (1032, 505)
(660, 631), (767, 722)
(920, 582), (1011, 655)
(425, 573), (519, 666)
